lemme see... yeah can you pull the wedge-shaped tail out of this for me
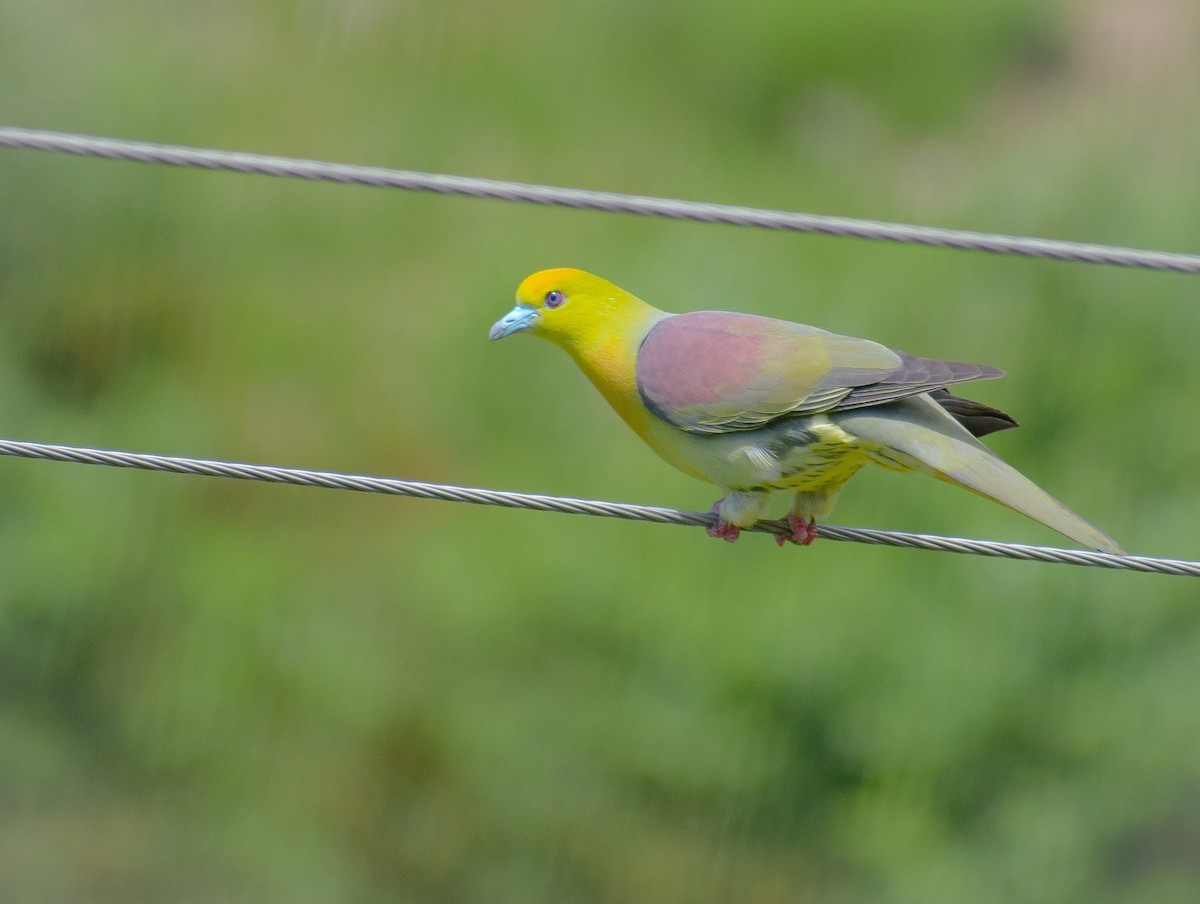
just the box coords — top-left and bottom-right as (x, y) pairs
(837, 395), (1124, 554)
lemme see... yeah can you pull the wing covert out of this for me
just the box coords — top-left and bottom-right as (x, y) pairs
(636, 311), (1005, 435)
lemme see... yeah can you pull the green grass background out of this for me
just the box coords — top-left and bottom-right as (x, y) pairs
(2, 0), (1199, 901)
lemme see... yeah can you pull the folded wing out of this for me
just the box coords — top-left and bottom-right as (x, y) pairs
(637, 311), (1006, 435)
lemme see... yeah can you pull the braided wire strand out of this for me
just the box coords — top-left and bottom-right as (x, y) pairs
(3, 126), (1200, 273)
(0, 438), (1195, 577)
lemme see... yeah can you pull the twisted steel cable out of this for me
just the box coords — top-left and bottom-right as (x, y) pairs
(0, 438), (1195, 577)
(3, 126), (1200, 273)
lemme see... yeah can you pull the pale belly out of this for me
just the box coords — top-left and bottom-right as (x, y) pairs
(640, 413), (921, 493)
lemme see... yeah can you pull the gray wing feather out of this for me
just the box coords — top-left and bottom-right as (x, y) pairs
(829, 352), (1005, 412)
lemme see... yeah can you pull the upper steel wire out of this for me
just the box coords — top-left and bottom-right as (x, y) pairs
(3, 126), (1200, 273)
(0, 438), (1196, 577)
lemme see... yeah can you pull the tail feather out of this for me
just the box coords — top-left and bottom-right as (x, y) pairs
(928, 388), (1019, 438)
(836, 395), (1124, 554)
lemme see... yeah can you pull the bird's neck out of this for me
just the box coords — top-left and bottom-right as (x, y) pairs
(562, 302), (668, 435)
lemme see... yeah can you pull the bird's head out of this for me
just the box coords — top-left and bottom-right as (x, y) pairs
(490, 268), (658, 353)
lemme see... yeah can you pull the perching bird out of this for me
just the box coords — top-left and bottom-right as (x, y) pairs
(490, 268), (1123, 554)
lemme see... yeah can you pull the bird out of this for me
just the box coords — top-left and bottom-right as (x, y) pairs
(490, 268), (1123, 554)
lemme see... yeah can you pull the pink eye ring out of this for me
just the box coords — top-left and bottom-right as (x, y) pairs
(544, 290), (566, 308)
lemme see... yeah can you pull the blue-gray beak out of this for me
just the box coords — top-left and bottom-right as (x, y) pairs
(489, 304), (538, 340)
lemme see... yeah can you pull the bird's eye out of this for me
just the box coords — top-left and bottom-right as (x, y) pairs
(544, 290), (566, 309)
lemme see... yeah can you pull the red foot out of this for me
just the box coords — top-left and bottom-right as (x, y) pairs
(706, 499), (741, 543)
(775, 513), (819, 547)
(707, 520), (741, 543)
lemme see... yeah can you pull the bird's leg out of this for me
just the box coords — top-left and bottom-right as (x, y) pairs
(706, 499), (741, 542)
(775, 512), (819, 547)
(776, 489), (838, 547)
(706, 491), (769, 543)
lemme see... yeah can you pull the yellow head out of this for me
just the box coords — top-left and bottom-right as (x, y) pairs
(489, 268), (661, 354)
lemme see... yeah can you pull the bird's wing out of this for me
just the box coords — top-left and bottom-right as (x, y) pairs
(636, 311), (1004, 435)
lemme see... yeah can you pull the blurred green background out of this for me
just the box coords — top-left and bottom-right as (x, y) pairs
(2, 0), (1199, 901)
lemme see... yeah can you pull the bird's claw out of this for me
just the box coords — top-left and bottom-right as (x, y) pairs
(775, 513), (819, 547)
(706, 499), (741, 542)
(706, 520), (741, 543)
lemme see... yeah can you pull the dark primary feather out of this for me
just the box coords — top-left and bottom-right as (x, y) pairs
(928, 389), (1019, 438)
